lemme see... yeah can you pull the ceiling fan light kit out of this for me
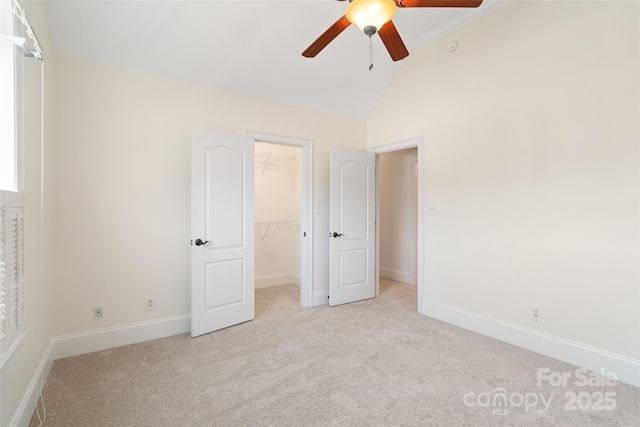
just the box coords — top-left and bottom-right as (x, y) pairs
(302, 0), (484, 67)
(346, 0), (396, 36)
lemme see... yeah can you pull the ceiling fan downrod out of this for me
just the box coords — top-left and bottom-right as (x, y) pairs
(363, 25), (376, 71)
(369, 34), (374, 71)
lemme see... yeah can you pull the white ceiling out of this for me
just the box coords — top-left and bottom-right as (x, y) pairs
(46, 0), (505, 120)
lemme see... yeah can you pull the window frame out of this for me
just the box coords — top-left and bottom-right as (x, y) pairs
(0, 1), (27, 367)
(0, 0), (25, 194)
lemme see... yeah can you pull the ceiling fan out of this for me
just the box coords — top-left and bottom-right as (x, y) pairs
(302, 0), (483, 62)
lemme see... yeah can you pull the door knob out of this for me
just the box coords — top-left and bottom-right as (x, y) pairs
(194, 238), (210, 246)
(332, 232), (343, 238)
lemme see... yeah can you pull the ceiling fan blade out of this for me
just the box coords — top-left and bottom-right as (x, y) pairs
(398, 0), (483, 7)
(302, 15), (351, 58)
(378, 20), (409, 61)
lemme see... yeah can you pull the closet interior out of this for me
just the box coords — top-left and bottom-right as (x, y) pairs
(255, 142), (302, 293)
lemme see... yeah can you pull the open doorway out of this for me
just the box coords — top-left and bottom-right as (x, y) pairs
(378, 148), (418, 305)
(247, 132), (314, 309)
(371, 137), (425, 314)
(190, 129), (313, 337)
(254, 142), (302, 303)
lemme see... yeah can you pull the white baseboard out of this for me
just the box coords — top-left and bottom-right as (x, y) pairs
(380, 267), (414, 285)
(52, 314), (191, 361)
(11, 339), (54, 427)
(11, 315), (190, 426)
(255, 273), (300, 289)
(313, 289), (329, 306)
(423, 299), (640, 388)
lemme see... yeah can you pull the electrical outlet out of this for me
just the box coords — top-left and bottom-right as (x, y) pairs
(426, 205), (436, 215)
(145, 296), (155, 311)
(531, 305), (543, 323)
(93, 306), (103, 319)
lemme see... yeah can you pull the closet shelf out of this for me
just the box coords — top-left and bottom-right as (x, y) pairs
(255, 150), (301, 174)
(255, 221), (301, 241)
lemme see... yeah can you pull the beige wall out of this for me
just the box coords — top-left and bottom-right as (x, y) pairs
(369, 0), (639, 360)
(1, 1), (55, 425)
(52, 54), (366, 336)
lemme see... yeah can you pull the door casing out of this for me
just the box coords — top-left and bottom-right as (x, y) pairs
(246, 131), (314, 308)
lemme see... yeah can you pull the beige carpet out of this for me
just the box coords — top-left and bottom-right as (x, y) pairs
(31, 280), (640, 426)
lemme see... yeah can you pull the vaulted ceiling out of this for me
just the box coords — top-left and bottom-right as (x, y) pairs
(46, 0), (505, 120)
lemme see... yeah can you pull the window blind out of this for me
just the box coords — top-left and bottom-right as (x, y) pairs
(0, 200), (25, 352)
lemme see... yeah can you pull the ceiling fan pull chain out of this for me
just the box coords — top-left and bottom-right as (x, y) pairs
(369, 35), (373, 71)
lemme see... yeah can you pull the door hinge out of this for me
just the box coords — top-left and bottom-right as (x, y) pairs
(303, 232), (306, 237)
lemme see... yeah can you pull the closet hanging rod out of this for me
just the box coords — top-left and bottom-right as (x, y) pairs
(255, 221), (300, 227)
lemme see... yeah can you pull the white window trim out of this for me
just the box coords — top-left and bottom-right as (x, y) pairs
(0, 3), (26, 362)
(15, 31), (25, 194)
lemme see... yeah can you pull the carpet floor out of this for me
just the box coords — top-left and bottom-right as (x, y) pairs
(31, 279), (640, 426)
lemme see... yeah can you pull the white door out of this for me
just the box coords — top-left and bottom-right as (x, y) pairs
(329, 148), (376, 306)
(191, 129), (255, 337)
